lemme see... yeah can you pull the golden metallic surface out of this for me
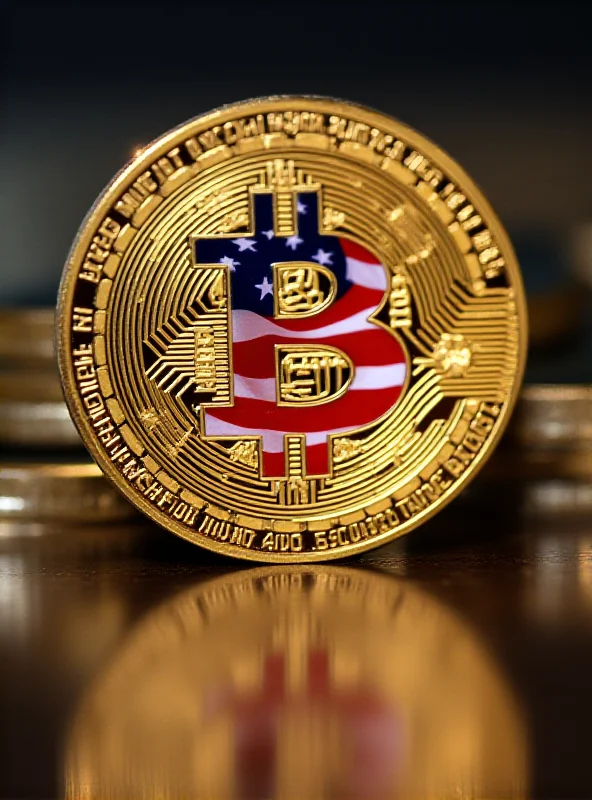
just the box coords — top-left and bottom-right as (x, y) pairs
(57, 97), (527, 561)
(66, 567), (528, 799)
(511, 384), (592, 449)
(0, 308), (55, 367)
(0, 370), (80, 447)
(0, 462), (137, 522)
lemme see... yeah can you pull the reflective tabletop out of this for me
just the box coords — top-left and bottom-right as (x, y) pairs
(1, 482), (591, 799)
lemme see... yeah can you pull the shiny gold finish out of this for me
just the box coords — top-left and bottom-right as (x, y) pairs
(276, 345), (353, 406)
(66, 567), (527, 799)
(0, 462), (137, 522)
(145, 263), (232, 401)
(0, 370), (80, 447)
(274, 262), (336, 317)
(57, 97), (527, 561)
(0, 308), (55, 367)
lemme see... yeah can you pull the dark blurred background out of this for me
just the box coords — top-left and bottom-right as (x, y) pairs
(2, 9), (592, 798)
(2, 2), (592, 377)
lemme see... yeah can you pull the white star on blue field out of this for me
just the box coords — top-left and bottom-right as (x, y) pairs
(194, 193), (351, 316)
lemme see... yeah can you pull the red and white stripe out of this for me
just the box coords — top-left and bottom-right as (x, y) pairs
(205, 240), (407, 477)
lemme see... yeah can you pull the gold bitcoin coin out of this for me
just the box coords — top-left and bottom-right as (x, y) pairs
(57, 97), (527, 561)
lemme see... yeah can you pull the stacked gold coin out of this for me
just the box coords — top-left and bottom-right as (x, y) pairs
(0, 308), (79, 447)
(487, 384), (592, 516)
(513, 385), (592, 453)
(0, 308), (137, 524)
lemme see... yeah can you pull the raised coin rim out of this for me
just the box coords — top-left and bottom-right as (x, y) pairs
(57, 95), (528, 562)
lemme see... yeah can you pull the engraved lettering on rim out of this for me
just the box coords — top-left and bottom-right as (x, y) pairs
(57, 96), (527, 562)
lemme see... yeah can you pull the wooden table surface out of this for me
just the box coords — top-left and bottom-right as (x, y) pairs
(0, 481), (591, 799)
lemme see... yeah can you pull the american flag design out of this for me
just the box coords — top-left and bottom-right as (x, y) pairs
(195, 192), (408, 478)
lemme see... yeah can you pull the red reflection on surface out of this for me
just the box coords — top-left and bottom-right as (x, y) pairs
(208, 649), (400, 800)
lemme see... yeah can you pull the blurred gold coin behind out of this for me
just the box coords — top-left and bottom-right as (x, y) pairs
(58, 97), (527, 561)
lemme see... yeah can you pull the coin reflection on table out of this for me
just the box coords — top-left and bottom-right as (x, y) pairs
(66, 568), (528, 799)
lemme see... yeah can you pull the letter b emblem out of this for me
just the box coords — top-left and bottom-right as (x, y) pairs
(194, 191), (408, 478)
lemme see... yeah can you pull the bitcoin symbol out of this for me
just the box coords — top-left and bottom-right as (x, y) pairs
(60, 97), (526, 558)
(195, 191), (408, 479)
